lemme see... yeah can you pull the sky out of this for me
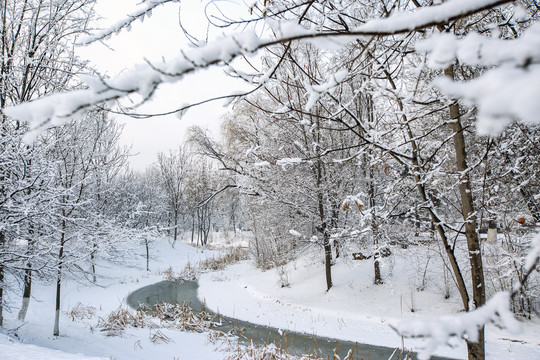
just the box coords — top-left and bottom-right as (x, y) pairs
(77, 0), (250, 171)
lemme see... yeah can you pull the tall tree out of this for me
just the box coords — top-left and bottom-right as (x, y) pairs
(45, 109), (126, 336)
(0, 0), (96, 325)
(156, 147), (189, 247)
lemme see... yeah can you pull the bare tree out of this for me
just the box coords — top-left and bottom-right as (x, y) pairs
(0, 0), (96, 325)
(156, 147), (189, 247)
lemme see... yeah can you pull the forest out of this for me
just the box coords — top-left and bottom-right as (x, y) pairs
(1, 1), (540, 360)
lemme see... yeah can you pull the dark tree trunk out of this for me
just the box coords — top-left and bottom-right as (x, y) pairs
(312, 109), (332, 292)
(0, 231), (4, 327)
(90, 240), (97, 283)
(373, 235), (382, 285)
(323, 231), (333, 291)
(520, 187), (540, 221)
(368, 164), (382, 285)
(145, 238), (150, 272)
(331, 209), (340, 259)
(18, 265), (32, 321)
(53, 226), (66, 336)
(191, 213), (195, 244)
(172, 208), (179, 247)
(446, 65), (486, 360)
(317, 167), (332, 291)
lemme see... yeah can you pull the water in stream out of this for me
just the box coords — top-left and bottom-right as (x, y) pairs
(127, 280), (451, 360)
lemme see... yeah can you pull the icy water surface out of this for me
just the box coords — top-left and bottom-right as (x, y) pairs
(127, 280), (452, 360)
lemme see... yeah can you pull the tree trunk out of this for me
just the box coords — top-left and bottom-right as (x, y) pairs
(172, 208), (178, 247)
(313, 109), (332, 292)
(381, 65), (471, 311)
(90, 240), (97, 283)
(520, 187), (540, 221)
(373, 228), (382, 285)
(323, 230), (333, 291)
(370, 199), (382, 284)
(53, 228), (66, 336)
(167, 210), (172, 237)
(53, 266), (62, 336)
(191, 213), (195, 244)
(231, 204), (237, 234)
(368, 164), (382, 285)
(17, 265), (32, 321)
(0, 231), (4, 327)
(317, 167), (332, 291)
(19, 181), (36, 320)
(197, 209), (201, 246)
(145, 238), (150, 272)
(445, 65), (486, 360)
(331, 209), (340, 259)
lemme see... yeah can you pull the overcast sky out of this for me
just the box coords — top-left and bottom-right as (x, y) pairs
(78, 0), (250, 171)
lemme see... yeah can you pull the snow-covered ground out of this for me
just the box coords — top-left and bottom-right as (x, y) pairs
(1, 232), (539, 359)
(198, 242), (540, 360)
(0, 236), (224, 360)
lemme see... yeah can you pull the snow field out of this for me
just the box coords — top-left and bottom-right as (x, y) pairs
(1, 233), (539, 360)
(1, 237), (223, 360)
(198, 242), (540, 360)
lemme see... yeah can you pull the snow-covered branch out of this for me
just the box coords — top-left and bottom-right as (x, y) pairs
(417, 22), (540, 135)
(79, 0), (175, 45)
(3, 0), (514, 142)
(391, 291), (522, 360)
(391, 232), (540, 360)
(517, 231), (540, 294)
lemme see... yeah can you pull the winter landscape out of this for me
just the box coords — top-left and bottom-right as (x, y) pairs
(1, 1), (540, 360)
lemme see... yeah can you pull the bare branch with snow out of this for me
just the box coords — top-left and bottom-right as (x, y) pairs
(3, 0), (517, 141)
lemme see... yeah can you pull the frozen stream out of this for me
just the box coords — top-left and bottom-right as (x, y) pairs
(127, 280), (451, 360)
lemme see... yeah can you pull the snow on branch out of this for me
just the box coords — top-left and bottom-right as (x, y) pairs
(80, 0), (174, 45)
(276, 157), (303, 168)
(417, 24), (540, 69)
(4, 29), (262, 142)
(391, 232), (540, 360)
(3, 0), (515, 141)
(356, 0), (513, 34)
(304, 70), (348, 111)
(436, 65), (540, 135)
(390, 292), (522, 360)
(518, 231), (540, 293)
(417, 23), (540, 136)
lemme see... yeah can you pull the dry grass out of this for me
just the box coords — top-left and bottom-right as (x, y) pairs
(149, 329), (172, 344)
(161, 266), (177, 281)
(66, 302), (97, 322)
(97, 305), (154, 337)
(150, 302), (219, 332)
(177, 261), (198, 281)
(175, 246), (248, 281)
(96, 301), (220, 337)
(221, 341), (325, 360)
(198, 246), (248, 272)
(213, 332), (402, 360)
